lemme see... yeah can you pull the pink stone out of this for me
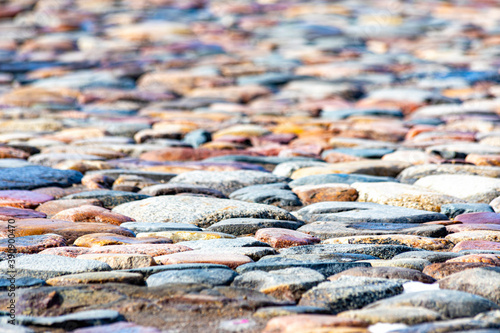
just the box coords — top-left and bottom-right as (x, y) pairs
(446, 224), (500, 233)
(255, 228), (321, 248)
(40, 244), (192, 257)
(0, 206), (46, 220)
(455, 212), (500, 225)
(0, 190), (54, 208)
(452, 240), (500, 252)
(154, 250), (253, 269)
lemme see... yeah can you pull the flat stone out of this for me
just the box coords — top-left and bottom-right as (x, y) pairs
(0, 254), (111, 279)
(295, 202), (448, 224)
(229, 185), (302, 209)
(255, 228), (321, 248)
(397, 164), (500, 184)
(298, 276), (404, 314)
(36, 199), (103, 217)
(390, 315), (500, 333)
(139, 183), (226, 198)
(120, 222), (202, 233)
(2, 310), (125, 329)
(0, 218), (135, 244)
(72, 322), (162, 333)
(137, 230), (235, 242)
(291, 160), (410, 179)
(323, 235), (452, 251)
(426, 143), (500, 159)
(292, 184), (358, 205)
(338, 306), (443, 325)
(361, 258), (431, 271)
(272, 161), (330, 178)
(76, 254), (156, 270)
(352, 182), (464, 212)
(298, 222), (447, 240)
(262, 314), (369, 333)
(0, 166), (82, 190)
(446, 254), (500, 265)
(168, 170), (286, 196)
(62, 190), (150, 208)
(0, 207), (46, 220)
(232, 267), (325, 301)
(441, 204), (494, 219)
(122, 263), (231, 278)
(40, 244), (192, 258)
(423, 262), (497, 279)
(46, 271), (145, 286)
(415, 175), (500, 203)
(259, 253), (378, 264)
(455, 212), (500, 224)
(0, 190), (53, 208)
(253, 306), (331, 319)
(207, 218), (304, 236)
(73, 233), (172, 247)
(328, 266), (436, 283)
(155, 250), (253, 268)
(452, 240), (500, 252)
(288, 173), (397, 189)
(446, 230), (500, 244)
(146, 268), (237, 287)
(52, 205), (134, 225)
(365, 290), (499, 319)
(0, 234), (67, 254)
(280, 244), (418, 260)
(177, 237), (271, 250)
(393, 251), (460, 263)
(112, 196), (296, 228)
(236, 260), (371, 277)
(438, 267), (500, 305)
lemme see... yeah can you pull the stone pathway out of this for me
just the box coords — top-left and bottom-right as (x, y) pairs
(0, 0), (500, 332)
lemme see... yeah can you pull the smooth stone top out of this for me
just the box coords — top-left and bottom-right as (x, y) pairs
(0, 166), (82, 190)
(288, 173), (397, 188)
(146, 268), (237, 287)
(120, 222), (202, 233)
(440, 203), (494, 219)
(1, 310), (125, 328)
(207, 218), (304, 236)
(113, 196), (296, 228)
(62, 190), (151, 208)
(295, 202), (448, 224)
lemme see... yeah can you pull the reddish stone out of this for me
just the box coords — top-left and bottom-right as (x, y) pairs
(454, 212), (500, 225)
(452, 240), (500, 252)
(0, 219), (135, 244)
(52, 205), (134, 225)
(422, 262), (496, 279)
(36, 199), (103, 217)
(262, 315), (369, 333)
(81, 174), (115, 190)
(292, 184), (358, 205)
(0, 234), (67, 254)
(32, 186), (89, 199)
(446, 254), (500, 265)
(255, 228), (321, 248)
(74, 233), (173, 247)
(323, 152), (365, 164)
(0, 146), (29, 159)
(446, 224), (500, 233)
(40, 244), (192, 257)
(0, 207), (46, 220)
(424, 220), (459, 226)
(139, 147), (259, 162)
(465, 154), (500, 166)
(0, 190), (54, 208)
(154, 250), (253, 268)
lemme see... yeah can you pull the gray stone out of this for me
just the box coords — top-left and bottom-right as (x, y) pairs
(272, 161), (330, 178)
(397, 164), (500, 184)
(232, 267), (325, 301)
(167, 170), (287, 196)
(146, 268), (237, 287)
(139, 183), (226, 198)
(329, 266), (436, 284)
(0, 310), (125, 329)
(259, 253), (379, 263)
(298, 222), (447, 240)
(112, 196), (296, 228)
(122, 263), (231, 278)
(392, 313), (500, 333)
(288, 173), (397, 188)
(229, 185), (302, 208)
(28, 153), (104, 167)
(392, 250), (461, 263)
(119, 222), (202, 233)
(177, 237), (271, 250)
(279, 244), (419, 260)
(439, 267), (500, 305)
(236, 261), (371, 277)
(183, 129), (211, 148)
(338, 306), (443, 325)
(253, 306), (330, 319)
(298, 276), (404, 314)
(366, 290), (499, 319)
(207, 218), (304, 236)
(295, 202), (447, 224)
(86, 170), (177, 183)
(441, 203), (495, 219)
(208, 247), (277, 261)
(0, 254), (111, 279)
(0, 277), (46, 290)
(0, 166), (82, 190)
(63, 190), (150, 208)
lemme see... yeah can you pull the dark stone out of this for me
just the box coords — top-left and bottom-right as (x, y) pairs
(120, 222), (202, 233)
(279, 244), (420, 260)
(146, 268), (238, 287)
(139, 183), (227, 198)
(207, 218), (304, 236)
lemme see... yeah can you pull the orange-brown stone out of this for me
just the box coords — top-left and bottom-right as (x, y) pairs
(74, 233), (172, 247)
(36, 199), (103, 217)
(154, 250), (253, 269)
(52, 205), (134, 225)
(255, 228), (321, 248)
(292, 184), (358, 205)
(262, 315), (369, 333)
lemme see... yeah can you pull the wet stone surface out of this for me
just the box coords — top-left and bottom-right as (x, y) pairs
(1, 0), (500, 331)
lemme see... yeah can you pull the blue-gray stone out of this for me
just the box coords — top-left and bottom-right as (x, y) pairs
(321, 108), (403, 120)
(0, 159), (33, 169)
(0, 277), (45, 290)
(146, 268), (237, 287)
(392, 251), (460, 263)
(289, 173), (397, 188)
(203, 155), (323, 166)
(0, 166), (82, 190)
(440, 203), (494, 219)
(86, 170), (177, 183)
(182, 129), (211, 148)
(207, 218), (304, 236)
(254, 306), (331, 318)
(229, 185), (302, 208)
(322, 148), (395, 159)
(123, 263), (231, 278)
(279, 244), (419, 260)
(236, 261), (371, 277)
